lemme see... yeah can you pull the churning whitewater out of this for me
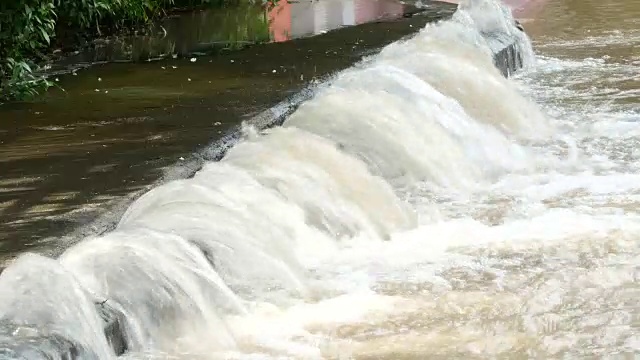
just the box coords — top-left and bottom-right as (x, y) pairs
(2, 0), (639, 358)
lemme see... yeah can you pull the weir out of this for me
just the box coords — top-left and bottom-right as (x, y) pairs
(197, 19), (527, 164)
(0, 0), (532, 358)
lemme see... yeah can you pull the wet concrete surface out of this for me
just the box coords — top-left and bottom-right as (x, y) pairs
(0, 1), (458, 261)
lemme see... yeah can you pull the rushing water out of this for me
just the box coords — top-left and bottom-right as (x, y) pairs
(1, 0), (639, 358)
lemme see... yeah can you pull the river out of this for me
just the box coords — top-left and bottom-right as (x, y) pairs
(1, 0), (639, 358)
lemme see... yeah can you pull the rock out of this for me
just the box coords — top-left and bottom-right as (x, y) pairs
(0, 322), (95, 360)
(492, 41), (524, 77)
(515, 19), (525, 32)
(95, 301), (128, 356)
(0, 302), (129, 359)
(484, 31), (526, 77)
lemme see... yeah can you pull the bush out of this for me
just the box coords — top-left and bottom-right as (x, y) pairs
(54, 0), (175, 33)
(0, 0), (57, 101)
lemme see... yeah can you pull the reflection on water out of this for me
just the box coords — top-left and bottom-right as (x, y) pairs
(50, 0), (415, 74)
(269, 0), (406, 42)
(50, 4), (271, 73)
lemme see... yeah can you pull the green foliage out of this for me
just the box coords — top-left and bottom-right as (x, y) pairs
(0, 0), (57, 102)
(1, 59), (54, 101)
(54, 0), (176, 32)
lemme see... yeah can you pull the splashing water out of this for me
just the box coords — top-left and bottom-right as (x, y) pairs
(2, 0), (639, 358)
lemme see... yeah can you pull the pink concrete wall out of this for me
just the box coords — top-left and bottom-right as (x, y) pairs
(269, 1), (292, 43)
(355, 0), (405, 24)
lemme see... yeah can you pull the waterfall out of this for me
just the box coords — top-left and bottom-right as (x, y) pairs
(0, 0), (545, 358)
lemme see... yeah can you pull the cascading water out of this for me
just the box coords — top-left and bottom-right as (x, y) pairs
(2, 0), (638, 358)
(0, 0), (540, 358)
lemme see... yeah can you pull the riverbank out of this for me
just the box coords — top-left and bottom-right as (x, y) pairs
(0, 0), (459, 261)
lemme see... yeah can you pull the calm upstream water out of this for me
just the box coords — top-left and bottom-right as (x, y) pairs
(1, 0), (640, 358)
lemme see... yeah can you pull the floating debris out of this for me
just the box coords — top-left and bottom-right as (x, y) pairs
(190, 58), (197, 63)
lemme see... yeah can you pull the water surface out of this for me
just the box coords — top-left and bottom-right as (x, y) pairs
(1, 0), (639, 358)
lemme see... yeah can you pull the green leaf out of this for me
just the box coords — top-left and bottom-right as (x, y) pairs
(40, 27), (50, 43)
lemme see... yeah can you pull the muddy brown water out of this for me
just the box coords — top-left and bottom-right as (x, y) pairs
(0, 0), (457, 260)
(522, 0), (639, 108)
(332, 0), (640, 358)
